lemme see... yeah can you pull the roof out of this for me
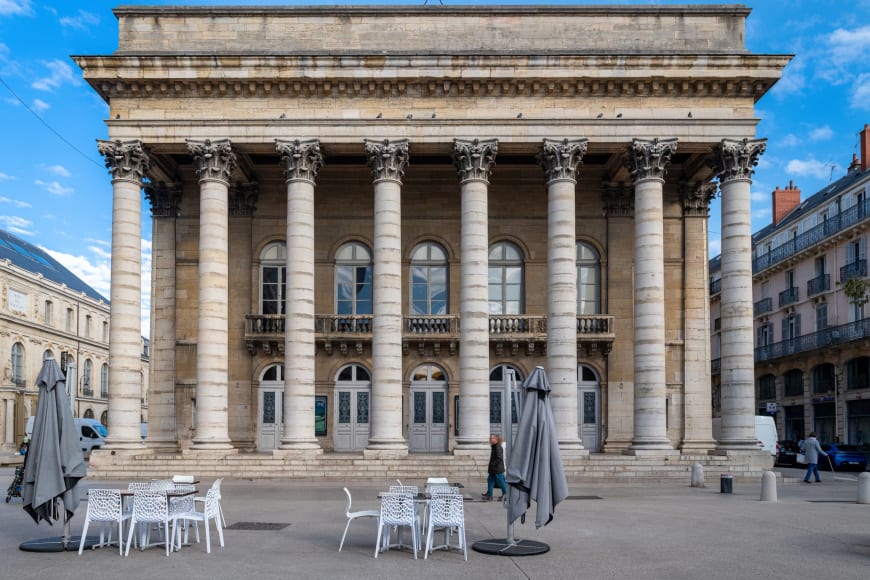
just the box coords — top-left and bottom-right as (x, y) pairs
(0, 229), (107, 303)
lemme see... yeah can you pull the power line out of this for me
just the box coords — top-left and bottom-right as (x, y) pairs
(0, 75), (104, 169)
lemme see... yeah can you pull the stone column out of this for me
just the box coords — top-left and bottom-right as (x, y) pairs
(143, 181), (181, 451)
(680, 181), (718, 452)
(365, 139), (409, 454)
(712, 138), (767, 450)
(625, 137), (678, 452)
(97, 139), (150, 448)
(540, 138), (588, 451)
(276, 139), (323, 451)
(187, 138), (236, 450)
(3, 397), (14, 452)
(453, 138), (498, 450)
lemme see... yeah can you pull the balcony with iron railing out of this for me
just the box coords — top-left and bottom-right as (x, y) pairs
(244, 313), (616, 355)
(753, 297), (772, 317)
(840, 259), (867, 282)
(710, 278), (721, 296)
(752, 198), (870, 274)
(778, 286), (799, 307)
(806, 273), (830, 297)
(755, 317), (870, 363)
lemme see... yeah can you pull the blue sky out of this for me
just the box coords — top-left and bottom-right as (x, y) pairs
(1, 0), (870, 336)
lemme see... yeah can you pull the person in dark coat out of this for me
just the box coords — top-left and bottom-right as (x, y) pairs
(482, 434), (507, 501)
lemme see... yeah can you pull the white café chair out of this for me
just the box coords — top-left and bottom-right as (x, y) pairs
(424, 493), (467, 561)
(125, 491), (176, 557)
(424, 477), (449, 494)
(79, 489), (130, 556)
(195, 478), (226, 528)
(338, 487), (379, 552)
(169, 483), (200, 549)
(174, 488), (224, 554)
(374, 491), (421, 559)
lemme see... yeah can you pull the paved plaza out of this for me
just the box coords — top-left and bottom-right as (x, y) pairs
(1, 466), (867, 580)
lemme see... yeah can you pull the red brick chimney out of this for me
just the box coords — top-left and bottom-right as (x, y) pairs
(861, 124), (870, 173)
(772, 180), (801, 226)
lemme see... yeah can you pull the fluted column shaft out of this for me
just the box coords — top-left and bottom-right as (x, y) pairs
(541, 138), (587, 450)
(714, 138), (767, 450)
(454, 138), (498, 449)
(626, 138), (677, 451)
(188, 139), (235, 450)
(277, 139), (322, 450)
(98, 139), (150, 448)
(144, 182), (181, 449)
(365, 139), (408, 450)
(4, 398), (15, 452)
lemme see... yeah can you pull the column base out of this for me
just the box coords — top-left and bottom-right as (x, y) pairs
(191, 437), (234, 451)
(628, 437), (674, 452)
(145, 439), (180, 453)
(623, 448), (680, 458)
(363, 446), (408, 459)
(273, 447), (323, 459)
(715, 440), (760, 451)
(278, 439), (322, 451)
(181, 447), (239, 457)
(453, 437), (490, 451)
(558, 437), (586, 452)
(680, 439), (718, 453)
(710, 448), (774, 470)
(102, 439), (148, 451)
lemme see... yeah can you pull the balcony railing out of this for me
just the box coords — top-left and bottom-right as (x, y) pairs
(315, 315), (373, 336)
(710, 278), (721, 296)
(404, 315), (460, 335)
(755, 317), (870, 362)
(752, 198), (870, 273)
(806, 273), (830, 296)
(840, 259), (867, 282)
(753, 297), (772, 317)
(82, 387), (93, 397)
(778, 286), (799, 307)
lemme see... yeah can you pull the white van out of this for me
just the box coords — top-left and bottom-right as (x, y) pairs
(712, 416), (778, 458)
(25, 416), (107, 452)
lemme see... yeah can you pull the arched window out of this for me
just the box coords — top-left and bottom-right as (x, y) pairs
(410, 241), (448, 315)
(83, 359), (93, 394)
(43, 349), (54, 362)
(100, 363), (109, 398)
(83, 408), (94, 419)
(757, 374), (776, 400)
(488, 241), (524, 315)
(577, 242), (601, 315)
(783, 369), (804, 397)
(335, 242), (373, 315)
(11, 342), (24, 389)
(100, 410), (108, 426)
(260, 242), (287, 315)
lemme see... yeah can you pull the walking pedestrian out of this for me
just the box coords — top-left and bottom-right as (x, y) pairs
(482, 433), (507, 501)
(801, 431), (828, 483)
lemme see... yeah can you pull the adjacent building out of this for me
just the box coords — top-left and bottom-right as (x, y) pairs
(711, 125), (870, 447)
(74, 5), (788, 475)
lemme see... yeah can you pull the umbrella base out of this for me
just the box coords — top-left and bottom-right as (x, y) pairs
(471, 538), (550, 556)
(19, 536), (101, 552)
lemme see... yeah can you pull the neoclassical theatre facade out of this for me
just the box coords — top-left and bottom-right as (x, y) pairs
(74, 5), (788, 474)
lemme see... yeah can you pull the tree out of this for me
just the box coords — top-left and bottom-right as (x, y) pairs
(843, 276), (870, 313)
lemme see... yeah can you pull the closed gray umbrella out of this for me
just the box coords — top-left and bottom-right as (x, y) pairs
(505, 366), (568, 529)
(22, 355), (87, 536)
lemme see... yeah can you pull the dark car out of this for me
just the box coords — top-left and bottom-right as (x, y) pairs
(776, 440), (800, 466)
(819, 443), (868, 471)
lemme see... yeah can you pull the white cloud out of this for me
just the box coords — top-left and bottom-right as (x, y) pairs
(31, 98), (49, 111)
(0, 1), (31, 16)
(0, 214), (34, 236)
(786, 158), (837, 180)
(59, 10), (99, 31)
(0, 196), (30, 208)
(3, 97), (19, 106)
(851, 73), (870, 111)
(750, 190), (769, 203)
(708, 238), (721, 258)
(43, 164), (70, 177)
(809, 125), (834, 141)
(34, 179), (73, 196)
(0, 171), (14, 180)
(31, 59), (80, 92)
(828, 26), (870, 66)
(781, 134), (800, 147)
(770, 60), (806, 99)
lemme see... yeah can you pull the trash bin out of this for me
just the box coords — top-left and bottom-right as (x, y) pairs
(720, 474), (733, 494)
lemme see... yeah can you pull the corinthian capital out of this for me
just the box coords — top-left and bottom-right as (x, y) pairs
(144, 181), (182, 218)
(186, 138), (237, 184)
(625, 137), (678, 183)
(453, 138), (498, 184)
(276, 139), (324, 184)
(539, 138), (588, 184)
(680, 181), (718, 217)
(364, 139), (409, 184)
(711, 138), (767, 184)
(97, 139), (150, 183)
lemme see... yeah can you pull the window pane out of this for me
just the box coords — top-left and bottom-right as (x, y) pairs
(357, 392), (369, 423)
(411, 265), (427, 285)
(338, 392), (351, 423)
(488, 267), (501, 284)
(412, 284), (429, 306)
(263, 392), (276, 424)
(414, 392), (426, 423)
(430, 266), (447, 286)
(432, 392), (445, 424)
(505, 284), (521, 301)
(356, 367), (371, 381)
(489, 392), (502, 424)
(505, 267), (522, 285)
(263, 267), (278, 284)
(431, 300), (447, 315)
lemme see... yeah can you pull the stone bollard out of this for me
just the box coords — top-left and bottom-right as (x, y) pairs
(858, 472), (870, 504)
(690, 463), (705, 487)
(760, 470), (777, 502)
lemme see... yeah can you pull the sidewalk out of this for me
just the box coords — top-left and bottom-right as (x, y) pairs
(1, 466), (867, 580)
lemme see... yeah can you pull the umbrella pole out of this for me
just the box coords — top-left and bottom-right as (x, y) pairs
(504, 371), (516, 547)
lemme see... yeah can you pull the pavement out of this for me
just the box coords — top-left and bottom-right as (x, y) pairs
(1, 465), (868, 580)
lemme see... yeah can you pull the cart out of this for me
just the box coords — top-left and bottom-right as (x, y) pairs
(6, 466), (24, 502)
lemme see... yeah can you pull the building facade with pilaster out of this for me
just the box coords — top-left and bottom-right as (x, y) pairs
(74, 5), (788, 472)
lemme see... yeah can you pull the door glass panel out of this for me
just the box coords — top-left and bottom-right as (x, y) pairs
(489, 392), (502, 424)
(263, 392), (276, 424)
(414, 392), (426, 423)
(432, 392), (445, 424)
(583, 392), (596, 424)
(339, 392), (351, 424)
(357, 392), (370, 424)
